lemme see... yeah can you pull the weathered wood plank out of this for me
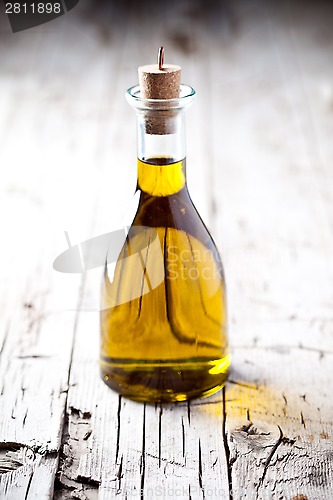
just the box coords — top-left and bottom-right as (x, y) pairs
(207, 1), (333, 498)
(55, 310), (231, 499)
(1, 0), (333, 498)
(0, 450), (58, 499)
(0, 0), (129, 494)
(54, 0), (333, 498)
(226, 348), (333, 499)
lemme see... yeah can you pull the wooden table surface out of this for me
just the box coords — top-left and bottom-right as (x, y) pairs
(0, 1), (333, 498)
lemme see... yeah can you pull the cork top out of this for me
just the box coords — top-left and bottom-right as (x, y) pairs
(138, 47), (181, 100)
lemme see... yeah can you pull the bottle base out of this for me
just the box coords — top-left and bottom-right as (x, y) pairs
(100, 356), (230, 403)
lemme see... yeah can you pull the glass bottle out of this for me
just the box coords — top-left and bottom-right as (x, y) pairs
(100, 83), (230, 403)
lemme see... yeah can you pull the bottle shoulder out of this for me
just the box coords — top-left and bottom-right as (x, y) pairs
(132, 187), (222, 262)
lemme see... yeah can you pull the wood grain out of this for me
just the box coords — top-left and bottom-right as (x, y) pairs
(0, 0), (332, 498)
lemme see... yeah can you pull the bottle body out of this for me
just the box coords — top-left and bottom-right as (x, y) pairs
(100, 156), (229, 402)
(100, 84), (229, 402)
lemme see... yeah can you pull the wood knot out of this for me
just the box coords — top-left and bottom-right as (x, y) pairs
(230, 421), (281, 452)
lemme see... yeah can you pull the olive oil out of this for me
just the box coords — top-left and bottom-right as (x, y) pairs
(100, 157), (230, 402)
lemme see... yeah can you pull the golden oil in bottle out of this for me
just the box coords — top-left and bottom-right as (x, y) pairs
(100, 156), (230, 403)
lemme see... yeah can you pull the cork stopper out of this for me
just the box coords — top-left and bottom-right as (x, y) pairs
(138, 48), (181, 134)
(139, 47), (181, 99)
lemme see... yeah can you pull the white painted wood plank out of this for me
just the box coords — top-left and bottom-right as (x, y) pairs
(1, 0), (333, 498)
(0, 453), (58, 500)
(226, 347), (333, 499)
(53, 0), (333, 497)
(55, 307), (231, 499)
(0, 0), (132, 495)
(206, 1), (333, 498)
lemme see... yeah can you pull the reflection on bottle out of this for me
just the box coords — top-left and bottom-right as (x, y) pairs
(53, 226), (160, 280)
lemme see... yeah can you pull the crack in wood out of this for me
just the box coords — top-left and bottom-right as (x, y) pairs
(22, 409), (28, 427)
(115, 395), (121, 463)
(238, 423), (271, 438)
(68, 406), (92, 420)
(23, 472), (33, 500)
(181, 417), (185, 458)
(76, 475), (100, 488)
(187, 401), (191, 425)
(222, 387), (233, 499)
(158, 404), (162, 468)
(144, 452), (187, 468)
(0, 322), (12, 359)
(229, 379), (258, 390)
(281, 436), (296, 446)
(56, 396), (99, 496)
(116, 454), (123, 491)
(198, 439), (204, 496)
(56, 470), (100, 495)
(140, 403), (146, 500)
(83, 429), (92, 441)
(256, 425), (283, 498)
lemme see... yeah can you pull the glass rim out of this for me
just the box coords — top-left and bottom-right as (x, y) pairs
(126, 84), (196, 111)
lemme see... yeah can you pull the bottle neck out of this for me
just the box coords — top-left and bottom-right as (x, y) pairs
(126, 84), (195, 197)
(135, 111), (187, 197)
(136, 109), (186, 163)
